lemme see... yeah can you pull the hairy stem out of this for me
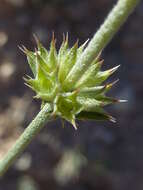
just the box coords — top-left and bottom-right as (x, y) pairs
(0, 104), (52, 176)
(64, 0), (140, 89)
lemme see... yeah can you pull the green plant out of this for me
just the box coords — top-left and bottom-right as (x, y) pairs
(0, 0), (140, 176)
(22, 34), (121, 129)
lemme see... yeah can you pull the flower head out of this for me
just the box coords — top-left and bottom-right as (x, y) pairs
(21, 34), (123, 129)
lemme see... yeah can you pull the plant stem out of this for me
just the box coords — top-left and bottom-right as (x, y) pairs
(64, 0), (140, 89)
(0, 103), (52, 177)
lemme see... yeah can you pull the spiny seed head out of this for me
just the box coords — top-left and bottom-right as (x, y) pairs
(21, 34), (123, 129)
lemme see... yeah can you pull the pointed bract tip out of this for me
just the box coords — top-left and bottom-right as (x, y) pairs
(18, 45), (25, 54)
(51, 31), (56, 47)
(52, 31), (55, 40)
(25, 74), (32, 79)
(33, 34), (40, 46)
(23, 76), (28, 82)
(34, 47), (38, 54)
(106, 79), (119, 89)
(102, 85), (107, 91)
(72, 119), (77, 130)
(112, 99), (127, 103)
(98, 59), (104, 65)
(111, 79), (119, 86)
(65, 32), (69, 43)
(72, 39), (79, 49)
(33, 94), (39, 99)
(23, 75), (32, 82)
(24, 82), (33, 89)
(83, 39), (89, 46)
(95, 50), (103, 62)
(62, 33), (65, 42)
(35, 51), (40, 61)
(98, 50), (102, 57)
(79, 39), (89, 50)
(74, 39), (79, 47)
(18, 45), (28, 54)
(108, 115), (116, 123)
(118, 99), (128, 103)
(109, 65), (120, 74)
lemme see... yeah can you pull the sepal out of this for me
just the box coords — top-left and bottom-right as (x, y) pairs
(76, 111), (116, 123)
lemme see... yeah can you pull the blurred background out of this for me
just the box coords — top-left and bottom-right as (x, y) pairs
(0, 0), (143, 189)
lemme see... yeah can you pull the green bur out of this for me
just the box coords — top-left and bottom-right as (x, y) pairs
(21, 35), (122, 129)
